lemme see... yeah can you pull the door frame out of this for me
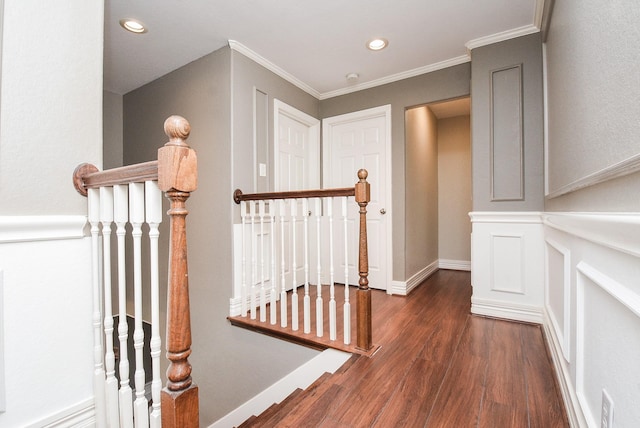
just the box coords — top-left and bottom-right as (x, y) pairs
(273, 99), (320, 191)
(322, 104), (393, 292)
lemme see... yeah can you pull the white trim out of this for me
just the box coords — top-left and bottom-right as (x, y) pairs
(273, 99), (321, 191)
(438, 259), (471, 271)
(209, 349), (351, 428)
(533, 0), (546, 29)
(0, 270), (4, 413)
(543, 212), (640, 258)
(470, 297), (544, 324)
(25, 398), (95, 428)
(542, 42), (550, 196)
(318, 55), (470, 100)
(229, 40), (321, 99)
(0, 215), (87, 243)
(469, 211), (543, 224)
(465, 24), (540, 51)
(546, 152), (640, 199)
(389, 260), (439, 296)
(542, 309), (586, 428)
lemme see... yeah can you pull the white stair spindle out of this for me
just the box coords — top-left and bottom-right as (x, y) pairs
(88, 188), (107, 428)
(240, 201), (248, 317)
(328, 197), (337, 341)
(279, 200), (288, 327)
(315, 198), (323, 337)
(291, 199), (299, 331)
(259, 201), (267, 322)
(250, 202), (257, 320)
(145, 181), (163, 428)
(302, 198), (311, 334)
(269, 200), (277, 325)
(114, 185), (133, 427)
(129, 182), (149, 428)
(342, 197), (351, 345)
(99, 187), (119, 426)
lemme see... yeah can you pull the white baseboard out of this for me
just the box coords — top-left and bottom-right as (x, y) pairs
(542, 310), (586, 428)
(389, 260), (439, 296)
(209, 348), (351, 428)
(471, 297), (544, 324)
(438, 259), (471, 271)
(25, 398), (95, 428)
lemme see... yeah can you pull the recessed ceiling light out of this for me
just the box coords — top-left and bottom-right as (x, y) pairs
(119, 18), (147, 34)
(367, 38), (388, 51)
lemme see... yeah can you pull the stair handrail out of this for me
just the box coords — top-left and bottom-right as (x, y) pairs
(74, 115), (200, 427)
(233, 169), (373, 351)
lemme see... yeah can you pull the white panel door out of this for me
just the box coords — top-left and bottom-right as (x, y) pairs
(323, 105), (391, 291)
(274, 100), (320, 289)
(274, 100), (319, 191)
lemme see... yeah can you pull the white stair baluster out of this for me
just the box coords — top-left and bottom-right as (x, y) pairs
(303, 198), (311, 334)
(291, 199), (299, 331)
(146, 181), (163, 428)
(342, 197), (351, 345)
(100, 187), (119, 426)
(88, 188), (107, 428)
(250, 202), (257, 320)
(269, 200), (277, 325)
(328, 197), (337, 341)
(129, 182), (149, 428)
(279, 200), (288, 327)
(259, 201), (267, 322)
(114, 185), (133, 427)
(240, 201), (248, 317)
(315, 198), (323, 337)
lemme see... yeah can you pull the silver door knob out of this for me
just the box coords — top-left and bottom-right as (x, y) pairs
(380, 208), (386, 215)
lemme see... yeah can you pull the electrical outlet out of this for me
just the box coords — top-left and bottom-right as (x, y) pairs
(601, 389), (614, 428)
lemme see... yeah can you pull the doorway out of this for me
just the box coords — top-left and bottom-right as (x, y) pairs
(405, 97), (471, 286)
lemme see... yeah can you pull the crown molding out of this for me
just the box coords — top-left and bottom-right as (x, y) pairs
(465, 24), (540, 52)
(318, 55), (470, 100)
(228, 40), (321, 99)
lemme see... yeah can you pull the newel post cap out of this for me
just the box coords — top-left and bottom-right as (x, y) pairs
(158, 115), (198, 192)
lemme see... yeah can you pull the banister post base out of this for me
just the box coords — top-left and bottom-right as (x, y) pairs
(161, 383), (199, 428)
(356, 287), (372, 351)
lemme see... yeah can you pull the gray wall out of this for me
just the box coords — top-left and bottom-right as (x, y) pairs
(103, 90), (123, 169)
(405, 105), (439, 276)
(471, 33), (544, 212)
(438, 114), (472, 262)
(123, 46), (318, 425)
(319, 64), (470, 281)
(544, 0), (640, 211)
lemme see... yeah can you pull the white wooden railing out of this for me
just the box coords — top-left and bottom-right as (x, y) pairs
(73, 116), (199, 428)
(232, 170), (373, 351)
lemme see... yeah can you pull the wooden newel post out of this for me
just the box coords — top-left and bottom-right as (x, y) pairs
(158, 115), (199, 428)
(355, 169), (372, 351)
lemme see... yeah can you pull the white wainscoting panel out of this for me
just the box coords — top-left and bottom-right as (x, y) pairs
(469, 212), (544, 323)
(543, 212), (640, 428)
(545, 237), (571, 362)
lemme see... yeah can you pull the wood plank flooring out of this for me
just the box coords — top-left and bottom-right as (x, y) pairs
(237, 270), (568, 427)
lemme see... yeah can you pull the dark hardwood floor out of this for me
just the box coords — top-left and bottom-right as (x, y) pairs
(238, 270), (568, 427)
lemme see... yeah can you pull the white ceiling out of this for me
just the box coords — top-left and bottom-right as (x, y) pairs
(104, 0), (543, 98)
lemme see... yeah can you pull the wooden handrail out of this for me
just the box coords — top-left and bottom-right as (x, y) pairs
(74, 115), (199, 427)
(234, 187), (355, 204)
(233, 169), (373, 352)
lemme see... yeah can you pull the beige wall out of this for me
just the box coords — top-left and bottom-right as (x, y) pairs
(405, 106), (439, 276)
(438, 115), (471, 262)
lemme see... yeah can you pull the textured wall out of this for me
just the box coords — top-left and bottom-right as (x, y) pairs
(545, 0), (640, 211)
(471, 33), (544, 212)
